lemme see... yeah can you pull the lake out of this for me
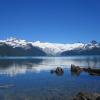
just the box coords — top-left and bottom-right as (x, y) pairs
(0, 56), (100, 100)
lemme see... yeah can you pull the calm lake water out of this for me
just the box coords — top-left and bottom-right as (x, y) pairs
(0, 56), (100, 100)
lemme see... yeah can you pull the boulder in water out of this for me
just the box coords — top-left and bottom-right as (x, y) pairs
(50, 67), (64, 76)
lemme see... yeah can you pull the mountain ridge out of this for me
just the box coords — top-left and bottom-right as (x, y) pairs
(0, 37), (100, 56)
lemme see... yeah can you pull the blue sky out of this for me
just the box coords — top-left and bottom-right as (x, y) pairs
(0, 0), (100, 43)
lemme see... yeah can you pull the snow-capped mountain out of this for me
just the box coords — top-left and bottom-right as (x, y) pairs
(0, 37), (46, 56)
(32, 41), (85, 55)
(0, 37), (100, 56)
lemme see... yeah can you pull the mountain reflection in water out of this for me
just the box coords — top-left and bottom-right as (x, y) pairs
(0, 56), (100, 76)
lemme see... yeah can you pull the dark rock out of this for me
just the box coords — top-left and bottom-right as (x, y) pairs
(71, 64), (83, 76)
(55, 67), (64, 73)
(96, 96), (100, 100)
(50, 67), (64, 76)
(71, 64), (100, 76)
(72, 92), (100, 100)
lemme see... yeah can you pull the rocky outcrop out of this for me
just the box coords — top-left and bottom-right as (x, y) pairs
(71, 64), (83, 76)
(71, 64), (100, 76)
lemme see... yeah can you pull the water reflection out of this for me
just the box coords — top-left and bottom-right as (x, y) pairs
(71, 69), (81, 76)
(0, 59), (43, 76)
(0, 56), (99, 76)
(0, 56), (100, 100)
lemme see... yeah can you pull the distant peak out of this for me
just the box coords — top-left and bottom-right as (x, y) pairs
(34, 41), (41, 43)
(7, 37), (18, 41)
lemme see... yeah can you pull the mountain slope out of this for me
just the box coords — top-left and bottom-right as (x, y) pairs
(61, 47), (100, 56)
(0, 38), (46, 56)
(61, 41), (100, 56)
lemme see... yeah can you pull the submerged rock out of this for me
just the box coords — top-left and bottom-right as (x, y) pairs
(72, 92), (100, 100)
